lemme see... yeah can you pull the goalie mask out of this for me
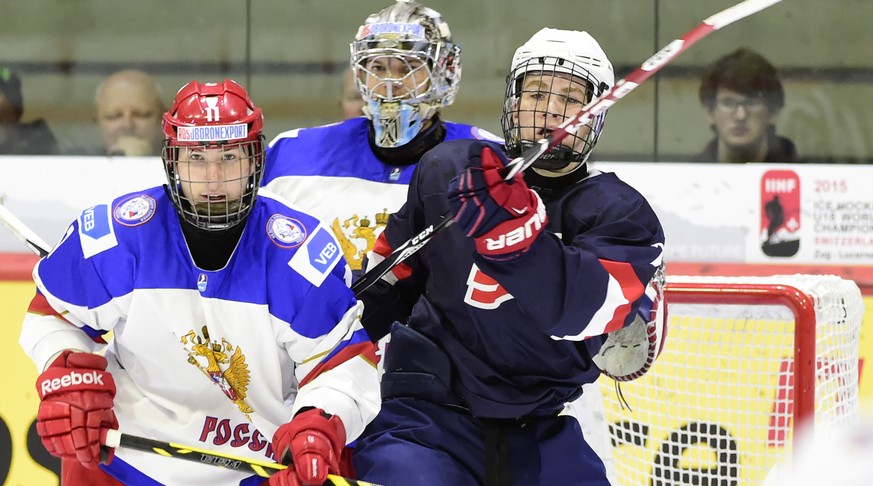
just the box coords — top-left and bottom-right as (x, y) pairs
(350, 0), (461, 148)
(501, 28), (614, 171)
(162, 80), (265, 232)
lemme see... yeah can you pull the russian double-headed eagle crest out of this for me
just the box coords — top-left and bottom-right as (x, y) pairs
(181, 326), (253, 419)
(331, 208), (390, 270)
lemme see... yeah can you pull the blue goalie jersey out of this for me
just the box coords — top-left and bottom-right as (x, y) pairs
(262, 117), (502, 272)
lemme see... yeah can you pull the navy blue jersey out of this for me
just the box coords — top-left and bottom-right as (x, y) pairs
(371, 139), (665, 418)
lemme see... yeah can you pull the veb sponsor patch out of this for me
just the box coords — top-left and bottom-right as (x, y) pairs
(288, 226), (343, 288)
(79, 203), (118, 258)
(81, 204), (111, 239)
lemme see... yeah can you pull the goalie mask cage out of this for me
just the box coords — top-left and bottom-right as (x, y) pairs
(601, 274), (863, 486)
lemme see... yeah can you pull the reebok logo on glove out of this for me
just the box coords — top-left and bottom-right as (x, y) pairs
(34, 350), (118, 468)
(38, 369), (108, 398)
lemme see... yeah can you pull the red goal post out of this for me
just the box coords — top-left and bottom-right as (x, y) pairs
(601, 274), (864, 486)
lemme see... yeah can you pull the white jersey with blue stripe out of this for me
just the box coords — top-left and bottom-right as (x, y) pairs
(19, 186), (380, 485)
(262, 116), (502, 271)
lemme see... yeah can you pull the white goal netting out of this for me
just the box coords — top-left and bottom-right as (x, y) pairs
(600, 274), (864, 486)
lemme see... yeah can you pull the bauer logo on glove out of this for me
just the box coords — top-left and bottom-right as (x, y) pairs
(447, 141), (547, 260)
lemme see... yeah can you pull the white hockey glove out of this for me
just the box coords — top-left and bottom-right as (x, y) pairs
(593, 280), (667, 382)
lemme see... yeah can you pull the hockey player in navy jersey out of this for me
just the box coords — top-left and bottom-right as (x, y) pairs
(261, 0), (502, 275)
(263, 3), (618, 477)
(352, 28), (667, 485)
(19, 80), (380, 486)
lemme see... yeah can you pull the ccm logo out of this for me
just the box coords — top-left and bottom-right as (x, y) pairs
(483, 204), (546, 251)
(40, 370), (105, 396)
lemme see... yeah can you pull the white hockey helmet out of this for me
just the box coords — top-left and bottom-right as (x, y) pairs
(350, 0), (461, 148)
(501, 28), (614, 169)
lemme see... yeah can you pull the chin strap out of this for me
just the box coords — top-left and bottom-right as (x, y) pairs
(515, 141), (586, 171)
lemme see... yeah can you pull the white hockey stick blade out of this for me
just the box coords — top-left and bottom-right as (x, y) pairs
(502, 0), (784, 180)
(705, 0), (783, 30)
(354, 0), (784, 294)
(0, 203), (51, 257)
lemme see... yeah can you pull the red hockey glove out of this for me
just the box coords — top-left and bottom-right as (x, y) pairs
(35, 350), (118, 468)
(447, 143), (547, 259)
(270, 408), (346, 486)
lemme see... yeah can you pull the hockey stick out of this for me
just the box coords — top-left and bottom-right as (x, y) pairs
(0, 219), (378, 485)
(350, 0), (784, 296)
(0, 207), (376, 483)
(0, 203), (51, 257)
(1, 206), (377, 484)
(103, 429), (381, 485)
(502, 0), (784, 179)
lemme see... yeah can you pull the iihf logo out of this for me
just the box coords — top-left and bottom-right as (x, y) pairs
(197, 273), (208, 292)
(389, 167), (402, 181)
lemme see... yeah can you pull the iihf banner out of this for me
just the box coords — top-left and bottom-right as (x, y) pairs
(595, 162), (873, 267)
(3, 158), (870, 269)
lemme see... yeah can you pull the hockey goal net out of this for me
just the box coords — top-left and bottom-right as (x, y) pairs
(601, 274), (864, 486)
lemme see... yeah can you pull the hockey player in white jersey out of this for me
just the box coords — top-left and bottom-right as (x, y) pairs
(19, 79), (380, 485)
(262, 0), (502, 275)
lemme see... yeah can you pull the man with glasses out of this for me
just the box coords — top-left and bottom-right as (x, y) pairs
(696, 48), (799, 163)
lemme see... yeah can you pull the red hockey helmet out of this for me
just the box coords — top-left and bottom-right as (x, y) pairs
(163, 79), (264, 146)
(161, 80), (265, 232)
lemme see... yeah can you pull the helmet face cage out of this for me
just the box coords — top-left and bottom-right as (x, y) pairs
(501, 28), (614, 170)
(350, 2), (461, 147)
(162, 139), (265, 232)
(501, 56), (608, 170)
(161, 80), (265, 232)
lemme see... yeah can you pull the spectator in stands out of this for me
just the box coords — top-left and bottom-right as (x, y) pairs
(339, 69), (365, 119)
(0, 65), (59, 155)
(696, 48), (798, 163)
(90, 69), (165, 156)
